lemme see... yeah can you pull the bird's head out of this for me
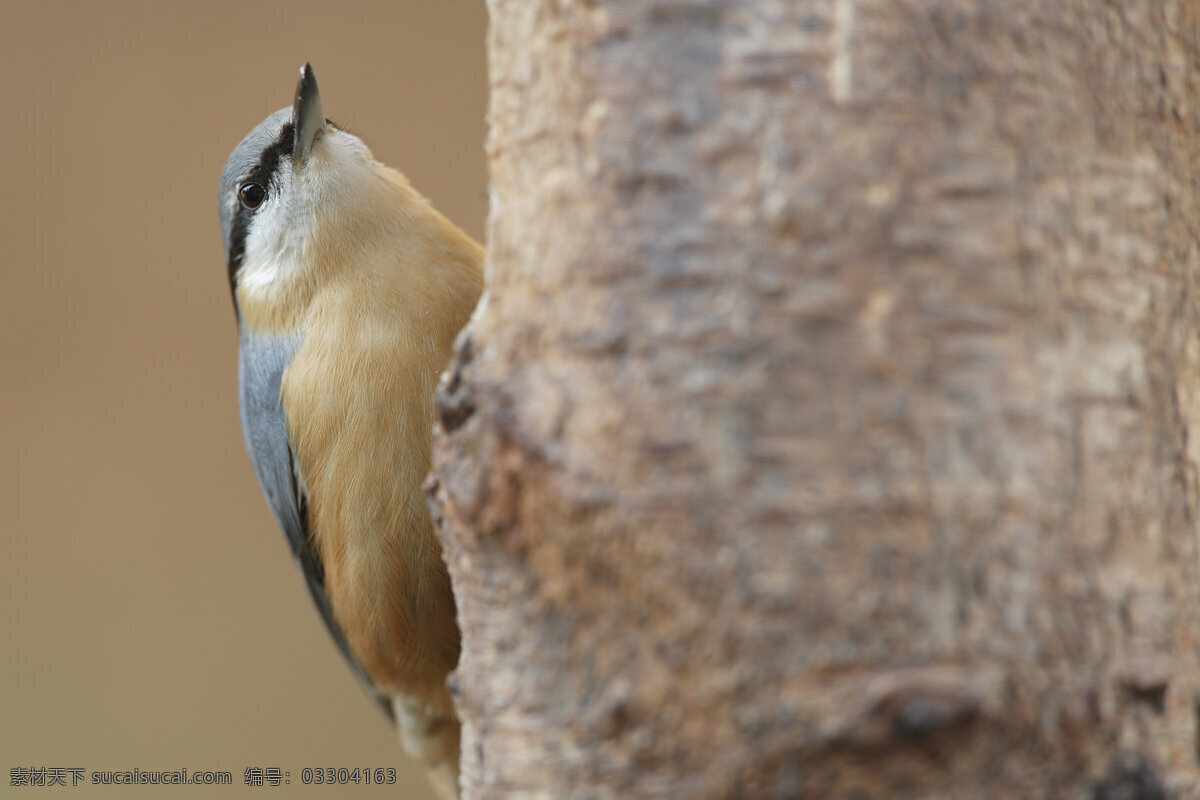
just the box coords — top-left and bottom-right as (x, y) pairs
(218, 63), (379, 304)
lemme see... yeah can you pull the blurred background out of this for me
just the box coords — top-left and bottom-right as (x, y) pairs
(2, 2), (487, 797)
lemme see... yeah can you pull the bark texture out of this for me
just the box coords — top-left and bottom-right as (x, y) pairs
(429, 1), (1200, 796)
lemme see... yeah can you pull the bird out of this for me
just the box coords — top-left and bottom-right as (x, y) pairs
(217, 63), (482, 799)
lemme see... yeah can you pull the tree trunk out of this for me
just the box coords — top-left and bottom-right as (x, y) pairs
(428, 1), (1200, 796)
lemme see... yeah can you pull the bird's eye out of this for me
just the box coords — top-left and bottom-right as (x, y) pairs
(238, 182), (266, 210)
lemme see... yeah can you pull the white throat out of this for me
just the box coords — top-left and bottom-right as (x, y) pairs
(237, 129), (373, 302)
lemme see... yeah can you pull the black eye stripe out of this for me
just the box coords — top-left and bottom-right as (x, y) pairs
(255, 122), (294, 191)
(226, 122), (296, 298)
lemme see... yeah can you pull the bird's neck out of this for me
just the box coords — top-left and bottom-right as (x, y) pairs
(236, 167), (483, 337)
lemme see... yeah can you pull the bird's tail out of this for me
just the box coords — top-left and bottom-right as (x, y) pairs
(393, 688), (461, 800)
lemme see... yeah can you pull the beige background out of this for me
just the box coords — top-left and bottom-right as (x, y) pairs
(2, 3), (487, 798)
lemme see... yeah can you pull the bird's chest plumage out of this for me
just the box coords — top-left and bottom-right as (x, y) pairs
(238, 282), (460, 695)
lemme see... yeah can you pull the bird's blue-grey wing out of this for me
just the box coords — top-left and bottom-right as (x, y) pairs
(237, 328), (394, 720)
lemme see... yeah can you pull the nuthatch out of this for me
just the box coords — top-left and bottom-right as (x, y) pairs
(218, 64), (482, 799)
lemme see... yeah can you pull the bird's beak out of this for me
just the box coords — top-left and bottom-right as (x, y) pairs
(292, 62), (326, 171)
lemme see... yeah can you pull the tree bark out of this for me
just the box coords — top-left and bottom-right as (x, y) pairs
(429, 1), (1200, 796)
